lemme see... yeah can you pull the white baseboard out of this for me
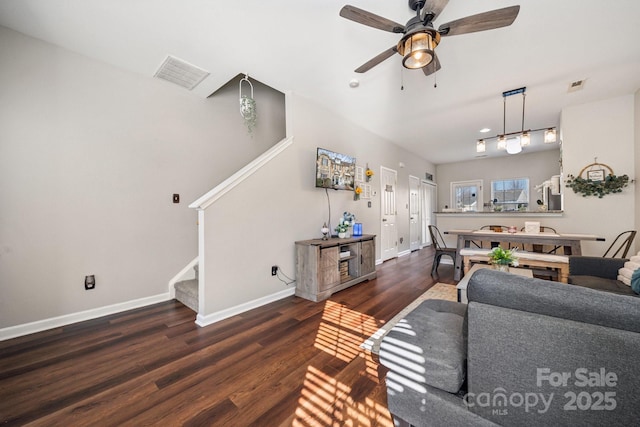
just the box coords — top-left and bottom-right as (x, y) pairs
(196, 287), (295, 327)
(0, 293), (171, 341)
(398, 249), (412, 258)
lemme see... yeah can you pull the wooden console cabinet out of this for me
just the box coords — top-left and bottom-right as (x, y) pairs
(295, 235), (376, 302)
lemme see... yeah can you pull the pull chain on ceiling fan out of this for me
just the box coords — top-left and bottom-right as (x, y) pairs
(339, 0), (520, 76)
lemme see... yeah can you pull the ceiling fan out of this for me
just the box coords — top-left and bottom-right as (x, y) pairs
(340, 0), (520, 75)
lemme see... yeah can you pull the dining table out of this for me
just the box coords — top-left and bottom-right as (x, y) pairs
(445, 229), (605, 281)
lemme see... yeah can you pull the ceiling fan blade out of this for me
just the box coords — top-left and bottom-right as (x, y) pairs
(340, 5), (405, 33)
(422, 54), (441, 76)
(424, 0), (450, 21)
(438, 5), (520, 36)
(355, 46), (398, 73)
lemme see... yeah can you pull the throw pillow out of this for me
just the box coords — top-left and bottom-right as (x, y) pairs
(632, 268), (640, 294)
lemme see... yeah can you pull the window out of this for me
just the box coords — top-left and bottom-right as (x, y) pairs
(451, 180), (483, 212)
(491, 178), (529, 211)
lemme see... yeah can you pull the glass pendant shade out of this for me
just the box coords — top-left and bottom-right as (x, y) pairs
(476, 140), (486, 153)
(497, 135), (507, 150)
(506, 137), (522, 154)
(398, 30), (439, 69)
(520, 131), (531, 146)
(544, 128), (557, 143)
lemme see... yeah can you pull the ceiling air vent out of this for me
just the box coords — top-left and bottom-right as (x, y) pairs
(568, 79), (586, 92)
(154, 55), (210, 90)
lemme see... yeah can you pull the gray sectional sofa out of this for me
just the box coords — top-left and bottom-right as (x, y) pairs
(568, 256), (638, 296)
(379, 269), (640, 426)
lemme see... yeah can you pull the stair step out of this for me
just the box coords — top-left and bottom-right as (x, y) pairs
(175, 279), (198, 312)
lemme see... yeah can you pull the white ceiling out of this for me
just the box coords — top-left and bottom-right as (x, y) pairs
(1, 0), (639, 164)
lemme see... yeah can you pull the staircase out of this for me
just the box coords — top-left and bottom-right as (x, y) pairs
(174, 264), (198, 312)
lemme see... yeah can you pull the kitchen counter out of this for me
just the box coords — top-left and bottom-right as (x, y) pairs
(435, 211), (563, 218)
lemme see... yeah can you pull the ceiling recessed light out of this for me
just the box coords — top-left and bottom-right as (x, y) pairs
(479, 128), (491, 133)
(349, 79), (359, 88)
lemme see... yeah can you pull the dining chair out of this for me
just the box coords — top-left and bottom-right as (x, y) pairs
(602, 230), (636, 258)
(476, 225), (510, 248)
(520, 226), (559, 253)
(428, 225), (457, 276)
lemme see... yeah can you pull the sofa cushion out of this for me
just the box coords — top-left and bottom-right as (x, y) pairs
(469, 269), (640, 332)
(379, 299), (466, 394)
(570, 275), (638, 296)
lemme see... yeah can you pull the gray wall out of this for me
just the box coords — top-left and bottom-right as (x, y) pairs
(0, 26), (285, 328)
(0, 25), (434, 330)
(435, 150), (561, 211)
(198, 93), (435, 316)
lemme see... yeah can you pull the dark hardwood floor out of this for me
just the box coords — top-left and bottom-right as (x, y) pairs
(0, 247), (456, 426)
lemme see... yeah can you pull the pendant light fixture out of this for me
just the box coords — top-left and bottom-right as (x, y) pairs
(544, 128), (557, 143)
(476, 87), (558, 154)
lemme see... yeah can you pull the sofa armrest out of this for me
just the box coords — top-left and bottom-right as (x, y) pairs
(568, 256), (626, 279)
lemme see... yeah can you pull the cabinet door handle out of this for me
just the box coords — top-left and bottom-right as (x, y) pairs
(382, 218), (387, 222)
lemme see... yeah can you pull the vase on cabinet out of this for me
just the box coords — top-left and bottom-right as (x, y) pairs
(494, 264), (510, 273)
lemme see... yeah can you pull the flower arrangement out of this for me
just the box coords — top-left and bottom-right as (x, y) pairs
(343, 212), (355, 223)
(365, 166), (374, 182)
(354, 186), (362, 200)
(335, 212), (356, 236)
(489, 246), (519, 267)
(335, 222), (349, 233)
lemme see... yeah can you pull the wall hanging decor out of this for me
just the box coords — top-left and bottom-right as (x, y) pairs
(354, 185), (362, 201)
(239, 74), (256, 136)
(565, 160), (629, 198)
(365, 164), (374, 182)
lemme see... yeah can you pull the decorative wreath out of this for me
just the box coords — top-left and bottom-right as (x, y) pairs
(565, 162), (629, 198)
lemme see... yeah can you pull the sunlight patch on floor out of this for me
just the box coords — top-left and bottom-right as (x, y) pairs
(293, 365), (393, 427)
(314, 300), (380, 363)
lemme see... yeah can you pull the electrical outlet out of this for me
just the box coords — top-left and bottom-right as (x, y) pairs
(272, 266), (278, 276)
(85, 275), (95, 290)
(172, 194), (180, 203)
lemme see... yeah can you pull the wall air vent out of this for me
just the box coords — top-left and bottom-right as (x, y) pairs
(568, 79), (586, 92)
(154, 55), (210, 90)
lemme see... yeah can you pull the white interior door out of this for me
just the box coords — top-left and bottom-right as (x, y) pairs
(409, 175), (421, 251)
(380, 166), (398, 261)
(421, 180), (437, 246)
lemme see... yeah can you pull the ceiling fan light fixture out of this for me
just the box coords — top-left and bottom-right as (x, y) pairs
(544, 128), (557, 143)
(398, 29), (440, 69)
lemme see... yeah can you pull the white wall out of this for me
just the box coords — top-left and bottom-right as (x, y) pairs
(0, 25), (434, 331)
(560, 94), (636, 255)
(635, 89), (640, 233)
(435, 94), (636, 256)
(0, 27), (285, 329)
(436, 150), (561, 211)
(197, 93), (435, 317)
